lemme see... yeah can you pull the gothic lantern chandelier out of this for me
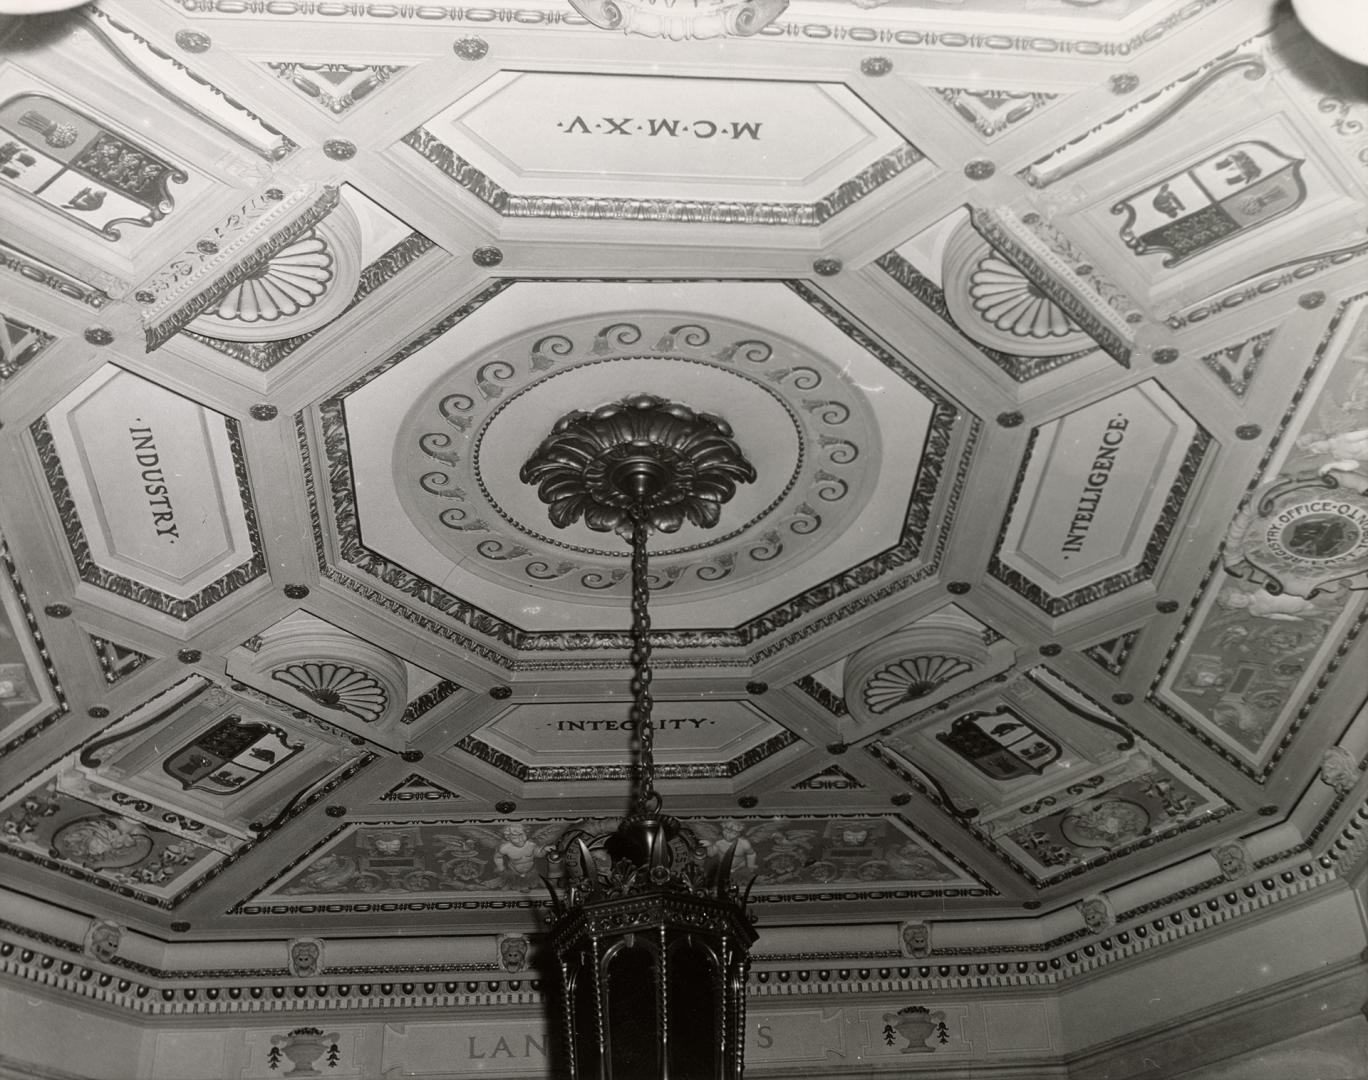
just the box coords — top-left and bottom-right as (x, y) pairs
(520, 394), (760, 1080)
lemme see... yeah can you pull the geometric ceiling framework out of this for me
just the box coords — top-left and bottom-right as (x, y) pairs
(1, 1), (1366, 1077)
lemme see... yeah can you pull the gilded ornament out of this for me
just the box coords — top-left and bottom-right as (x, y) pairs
(861, 56), (893, 77)
(812, 257), (843, 277)
(472, 246), (503, 267)
(322, 139), (356, 161)
(963, 159), (996, 180)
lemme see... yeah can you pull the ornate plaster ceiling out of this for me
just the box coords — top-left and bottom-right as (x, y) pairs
(0, 0), (1365, 1020)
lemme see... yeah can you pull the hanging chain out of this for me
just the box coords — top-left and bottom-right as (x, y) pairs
(628, 508), (658, 815)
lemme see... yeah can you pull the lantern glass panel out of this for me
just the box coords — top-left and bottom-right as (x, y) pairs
(570, 964), (602, 1078)
(605, 945), (660, 1077)
(667, 940), (722, 1079)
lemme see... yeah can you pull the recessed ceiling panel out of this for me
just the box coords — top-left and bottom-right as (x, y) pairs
(869, 669), (1234, 887)
(0, 69), (212, 255)
(1152, 294), (1368, 779)
(406, 73), (923, 223)
(235, 813), (991, 916)
(990, 381), (1207, 616)
(33, 365), (264, 618)
(453, 698), (793, 782)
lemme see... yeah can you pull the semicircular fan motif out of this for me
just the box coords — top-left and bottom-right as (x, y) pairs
(271, 661), (388, 722)
(863, 655), (975, 715)
(212, 231), (334, 323)
(967, 255), (1077, 340)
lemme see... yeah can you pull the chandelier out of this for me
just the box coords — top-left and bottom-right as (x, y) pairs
(520, 394), (760, 1080)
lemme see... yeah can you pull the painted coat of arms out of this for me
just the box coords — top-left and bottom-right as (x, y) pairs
(936, 706), (1060, 781)
(1112, 140), (1305, 266)
(163, 716), (303, 795)
(0, 93), (186, 240)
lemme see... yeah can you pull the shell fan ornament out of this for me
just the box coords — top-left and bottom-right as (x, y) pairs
(522, 394), (759, 1080)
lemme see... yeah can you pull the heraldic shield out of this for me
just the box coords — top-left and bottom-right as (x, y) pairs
(1112, 140), (1305, 267)
(936, 705), (1061, 781)
(163, 716), (303, 796)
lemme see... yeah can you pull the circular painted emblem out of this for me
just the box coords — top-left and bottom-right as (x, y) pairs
(1226, 481), (1368, 598)
(1266, 505), (1367, 564)
(1060, 798), (1150, 849)
(51, 815), (154, 869)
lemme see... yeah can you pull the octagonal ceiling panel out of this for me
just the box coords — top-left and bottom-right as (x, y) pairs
(32, 365), (265, 621)
(405, 72), (925, 224)
(326, 280), (959, 635)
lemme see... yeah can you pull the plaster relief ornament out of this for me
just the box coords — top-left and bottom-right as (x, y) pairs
(1112, 141), (1305, 267)
(83, 918), (122, 962)
(272, 661), (388, 723)
(1212, 840), (1250, 882)
(900, 920), (930, 959)
(565, 0), (788, 40)
(287, 937), (323, 978)
(1319, 745), (1360, 795)
(1222, 473), (1368, 599)
(498, 932), (530, 973)
(1077, 895), (1113, 934)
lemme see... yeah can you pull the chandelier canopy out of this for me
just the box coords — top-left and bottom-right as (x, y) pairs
(521, 394), (759, 1080)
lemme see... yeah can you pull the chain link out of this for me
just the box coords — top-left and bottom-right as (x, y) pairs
(628, 510), (658, 814)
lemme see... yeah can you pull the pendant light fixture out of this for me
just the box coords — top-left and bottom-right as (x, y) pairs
(520, 394), (760, 1080)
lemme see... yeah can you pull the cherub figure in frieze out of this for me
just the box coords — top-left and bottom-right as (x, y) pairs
(691, 819), (806, 883)
(440, 822), (563, 891)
